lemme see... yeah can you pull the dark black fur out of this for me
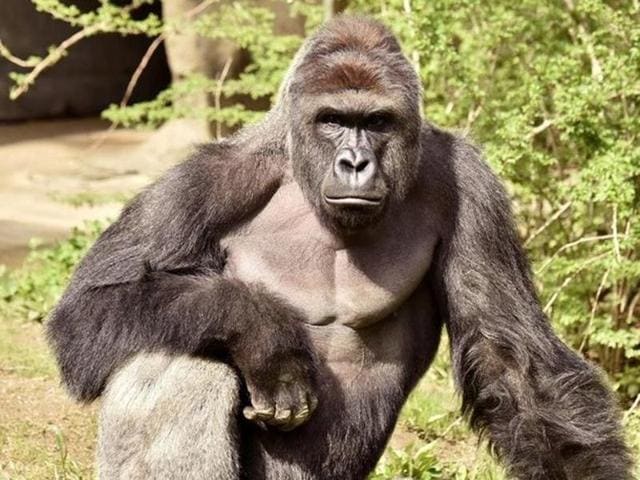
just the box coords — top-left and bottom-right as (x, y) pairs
(48, 15), (631, 480)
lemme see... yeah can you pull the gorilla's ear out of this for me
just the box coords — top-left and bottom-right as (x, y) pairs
(430, 139), (631, 478)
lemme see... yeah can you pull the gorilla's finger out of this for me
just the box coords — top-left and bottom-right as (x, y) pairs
(288, 406), (311, 429)
(292, 387), (312, 418)
(295, 403), (310, 419)
(282, 388), (316, 430)
(242, 406), (255, 420)
(254, 407), (277, 421)
(243, 405), (275, 422)
(267, 408), (293, 427)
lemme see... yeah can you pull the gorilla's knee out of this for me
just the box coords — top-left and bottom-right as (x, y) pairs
(98, 353), (240, 480)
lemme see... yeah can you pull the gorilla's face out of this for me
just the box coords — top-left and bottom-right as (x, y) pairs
(289, 89), (422, 234)
(285, 22), (423, 235)
(315, 105), (394, 229)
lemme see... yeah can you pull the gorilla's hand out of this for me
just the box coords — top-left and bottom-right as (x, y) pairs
(242, 356), (318, 431)
(230, 287), (318, 431)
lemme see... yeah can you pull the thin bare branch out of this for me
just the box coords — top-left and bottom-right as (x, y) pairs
(120, 35), (165, 108)
(563, 0), (603, 82)
(85, 0), (221, 152)
(536, 234), (626, 274)
(525, 201), (571, 246)
(84, 31), (166, 153)
(612, 204), (622, 262)
(543, 253), (608, 314)
(627, 291), (640, 325)
(120, 0), (217, 110)
(185, 0), (218, 18)
(214, 56), (234, 140)
(528, 118), (554, 138)
(623, 393), (640, 422)
(579, 267), (610, 352)
(464, 105), (483, 133)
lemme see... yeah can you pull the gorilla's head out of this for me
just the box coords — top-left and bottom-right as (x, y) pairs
(283, 16), (423, 234)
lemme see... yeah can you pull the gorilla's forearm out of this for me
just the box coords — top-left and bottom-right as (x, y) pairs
(50, 265), (315, 406)
(46, 143), (301, 402)
(453, 328), (630, 479)
(48, 272), (259, 401)
(432, 136), (632, 479)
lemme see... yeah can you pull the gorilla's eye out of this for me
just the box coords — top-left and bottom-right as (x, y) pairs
(316, 112), (346, 127)
(365, 113), (393, 131)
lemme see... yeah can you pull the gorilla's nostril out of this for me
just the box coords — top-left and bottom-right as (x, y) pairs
(355, 160), (369, 173)
(338, 158), (355, 172)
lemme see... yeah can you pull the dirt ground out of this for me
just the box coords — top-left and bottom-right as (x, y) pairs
(0, 119), (148, 478)
(0, 118), (208, 268)
(0, 119), (145, 268)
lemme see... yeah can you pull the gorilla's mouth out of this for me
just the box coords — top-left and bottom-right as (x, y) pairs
(323, 195), (383, 207)
(320, 175), (388, 231)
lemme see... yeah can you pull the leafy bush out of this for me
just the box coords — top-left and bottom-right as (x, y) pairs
(0, 221), (106, 322)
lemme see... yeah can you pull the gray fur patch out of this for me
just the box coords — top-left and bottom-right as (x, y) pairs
(98, 353), (240, 480)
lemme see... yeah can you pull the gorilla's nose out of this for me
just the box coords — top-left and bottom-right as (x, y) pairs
(334, 149), (376, 188)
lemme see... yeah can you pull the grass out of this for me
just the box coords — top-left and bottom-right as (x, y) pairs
(0, 228), (638, 479)
(370, 347), (508, 480)
(0, 316), (97, 480)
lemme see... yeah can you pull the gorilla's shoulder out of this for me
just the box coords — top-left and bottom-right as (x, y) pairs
(189, 137), (287, 168)
(419, 122), (508, 211)
(130, 137), (286, 236)
(153, 137), (287, 197)
(421, 123), (483, 164)
(422, 123), (499, 179)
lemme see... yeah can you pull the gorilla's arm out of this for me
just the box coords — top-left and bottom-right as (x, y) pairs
(47, 144), (315, 418)
(429, 132), (631, 479)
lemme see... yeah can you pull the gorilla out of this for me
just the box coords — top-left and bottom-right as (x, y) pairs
(47, 15), (631, 480)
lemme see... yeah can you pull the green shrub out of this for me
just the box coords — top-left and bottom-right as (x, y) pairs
(0, 221), (106, 322)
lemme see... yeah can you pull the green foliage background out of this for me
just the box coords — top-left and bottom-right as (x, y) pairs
(2, 0), (639, 477)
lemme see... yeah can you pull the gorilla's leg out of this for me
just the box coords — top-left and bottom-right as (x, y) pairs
(98, 353), (241, 480)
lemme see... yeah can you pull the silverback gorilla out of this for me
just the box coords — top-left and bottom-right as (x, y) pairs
(48, 16), (631, 480)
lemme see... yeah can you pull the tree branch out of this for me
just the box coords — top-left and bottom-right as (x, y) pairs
(10, 23), (104, 100)
(0, 40), (40, 68)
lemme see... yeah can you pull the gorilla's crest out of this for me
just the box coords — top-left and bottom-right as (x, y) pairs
(287, 17), (420, 102)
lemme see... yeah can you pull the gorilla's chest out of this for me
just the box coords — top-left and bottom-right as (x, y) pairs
(221, 183), (438, 328)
